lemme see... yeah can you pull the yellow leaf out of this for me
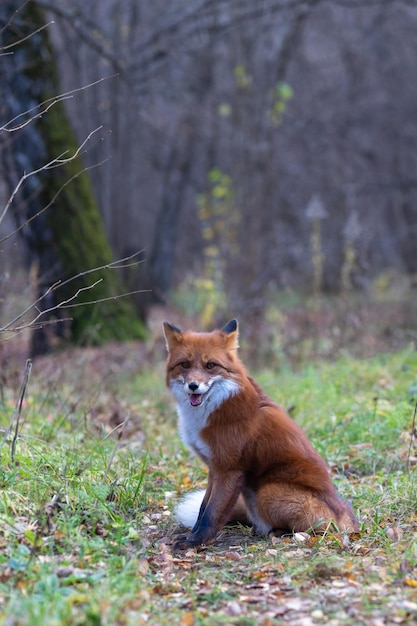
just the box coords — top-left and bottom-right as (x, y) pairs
(180, 612), (195, 626)
(404, 578), (417, 587)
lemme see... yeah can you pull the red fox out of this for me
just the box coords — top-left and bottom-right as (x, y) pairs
(163, 319), (358, 549)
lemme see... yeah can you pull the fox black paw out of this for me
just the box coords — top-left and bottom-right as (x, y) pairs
(172, 533), (207, 551)
(269, 528), (290, 538)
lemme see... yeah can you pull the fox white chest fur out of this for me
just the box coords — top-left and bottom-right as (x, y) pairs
(169, 375), (240, 462)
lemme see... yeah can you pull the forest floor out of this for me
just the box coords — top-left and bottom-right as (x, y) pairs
(0, 295), (417, 625)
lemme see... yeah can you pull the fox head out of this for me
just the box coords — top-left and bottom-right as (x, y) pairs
(163, 319), (241, 410)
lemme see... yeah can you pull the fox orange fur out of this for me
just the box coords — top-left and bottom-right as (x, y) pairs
(163, 319), (358, 549)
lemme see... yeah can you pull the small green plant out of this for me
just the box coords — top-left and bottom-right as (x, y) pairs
(305, 195), (328, 298)
(270, 81), (294, 125)
(234, 65), (252, 89)
(174, 168), (239, 326)
(341, 211), (361, 291)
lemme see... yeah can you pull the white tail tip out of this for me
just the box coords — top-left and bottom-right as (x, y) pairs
(174, 489), (205, 529)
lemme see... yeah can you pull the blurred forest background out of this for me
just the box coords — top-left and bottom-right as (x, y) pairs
(1, 0), (417, 361)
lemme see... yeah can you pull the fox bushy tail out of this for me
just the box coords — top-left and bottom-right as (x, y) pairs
(174, 490), (205, 528)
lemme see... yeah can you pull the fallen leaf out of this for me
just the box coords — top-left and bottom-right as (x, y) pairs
(137, 559), (150, 575)
(180, 612), (195, 626)
(387, 526), (403, 541)
(226, 601), (243, 616)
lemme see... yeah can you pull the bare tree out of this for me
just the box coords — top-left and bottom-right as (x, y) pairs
(0, 1), (146, 354)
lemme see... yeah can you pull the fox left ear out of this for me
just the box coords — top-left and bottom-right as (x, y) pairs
(221, 318), (239, 349)
(221, 319), (238, 334)
(163, 322), (183, 351)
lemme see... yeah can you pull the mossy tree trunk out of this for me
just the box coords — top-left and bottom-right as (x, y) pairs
(1, 1), (146, 354)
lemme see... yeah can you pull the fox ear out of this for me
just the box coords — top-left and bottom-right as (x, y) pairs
(221, 318), (239, 349)
(221, 319), (238, 334)
(163, 322), (182, 351)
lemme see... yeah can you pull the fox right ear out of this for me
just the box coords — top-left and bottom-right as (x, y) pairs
(163, 322), (183, 351)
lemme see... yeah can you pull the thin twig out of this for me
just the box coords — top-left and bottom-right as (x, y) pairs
(26, 279), (103, 326)
(0, 317), (73, 342)
(0, 280), (100, 333)
(59, 289), (151, 309)
(0, 2), (50, 53)
(0, 250), (146, 333)
(1, 76), (117, 133)
(0, 158), (109, 243)
(0, 127), (104, 227)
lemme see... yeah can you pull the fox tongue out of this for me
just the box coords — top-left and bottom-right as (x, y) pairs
(190, 393), (203, 407)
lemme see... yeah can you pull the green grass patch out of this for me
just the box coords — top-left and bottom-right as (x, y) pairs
(0, 345), (417, 624)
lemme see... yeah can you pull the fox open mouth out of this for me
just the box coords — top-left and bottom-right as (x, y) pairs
(189, 393), (204, 407)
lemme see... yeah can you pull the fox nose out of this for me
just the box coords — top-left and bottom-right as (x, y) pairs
(188, 382), (199, 392)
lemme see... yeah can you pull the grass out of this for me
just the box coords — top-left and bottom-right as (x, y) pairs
(1, 342), (417, 625)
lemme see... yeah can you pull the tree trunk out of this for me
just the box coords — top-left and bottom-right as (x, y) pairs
(0, 1), (146, 354)
(150, 119), (195, 300)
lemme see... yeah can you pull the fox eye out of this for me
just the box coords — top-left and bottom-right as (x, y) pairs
(206, 362), (216, 370)
(181, 361), (190, 369)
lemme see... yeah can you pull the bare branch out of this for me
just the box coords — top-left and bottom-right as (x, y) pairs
(1, 21), (52, 53)
(0, 250), (147, 335)
(26, 279), (104, 328)
(58, 290), (151, 310)
(0, 1), (50, 54)
(1, 286), (150, 336)
(0, 159), (109, 245)
(1, 282), (63, 334)
(45, 249), (146, 296)
(0, 318), (73, 343)
(0, 126), (106, 228)
(35, 0), (129, 79)
(1, 76), (117, 133)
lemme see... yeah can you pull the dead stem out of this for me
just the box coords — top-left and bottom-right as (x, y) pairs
(1, 359), (33, 462)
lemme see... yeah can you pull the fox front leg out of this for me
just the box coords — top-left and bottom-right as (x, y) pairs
(173, 471), (243, 550)
(172, 477), (214, 550)
(190, 472), (214, 532)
